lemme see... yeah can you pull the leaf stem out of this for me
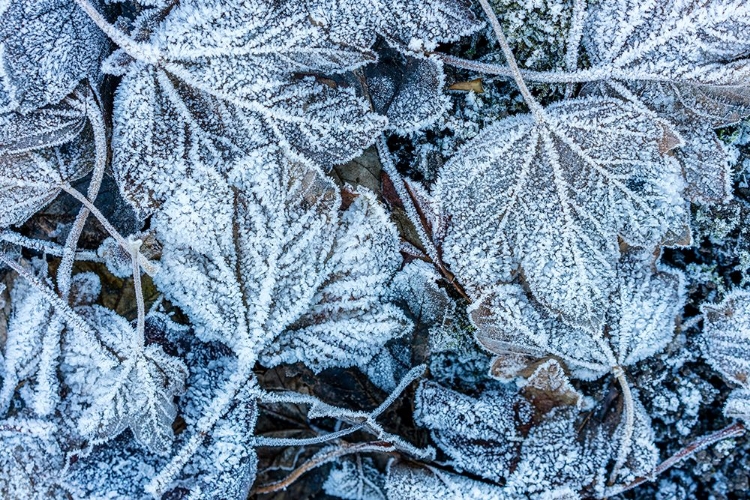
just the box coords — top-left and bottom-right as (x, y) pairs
(58, 89), (108, 300)
(0, 231), (100, 262)
(73, 0), (159, 63)
(611, 366), (635, 483)
(130, 239), (146, 344)
(251, 441), (396, 495)
(60, 183), (156, 276)
(476, 0), (543, 118)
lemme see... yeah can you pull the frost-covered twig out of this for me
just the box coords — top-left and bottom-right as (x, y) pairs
(606, 422), (746, 496)
(259, 364), (434, 459)
(58, 89), (108, 299)
(60, 183), (156, 276)
(477, 0), (543, 118)
(564, 0), (586, 97)
(0, 231), (100, 262)
(129, 239), (146, 342)
(252, 441), (396, 495)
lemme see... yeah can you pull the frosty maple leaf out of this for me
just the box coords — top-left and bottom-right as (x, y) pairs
(578, 0), (750, 202)
(701, 290), (750, 425)
(154, 149), (410, 371)
(80, 0), (386, 214)
(470, 250), (683, 480)
(437, 96), (689, 329)
(62, 306), (188, 454)
(471, 250), (684, 382)
(0, 0), (106, 113)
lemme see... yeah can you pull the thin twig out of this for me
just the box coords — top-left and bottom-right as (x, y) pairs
(58, 89), (108, 299)
(477, 0), (543, 118)
(61, 183), (156, 276)
(0, 231), (100, 262)
(252, 441), (396, 495)
(129, 239), (146, 343)
(606, 422), (745, 496)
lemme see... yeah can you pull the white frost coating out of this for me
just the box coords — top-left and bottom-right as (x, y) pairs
(437, 97), (689, 331)
(385, 462), (508, 500)
(62, 306), (187, 455)
(324, 457), (387, 500)
(472, 250), (686, 381)
(0, 0), (106, 112)
(153, 151), (409, 371)
(702, 290), (750, 425)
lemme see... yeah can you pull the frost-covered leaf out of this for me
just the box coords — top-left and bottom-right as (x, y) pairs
(582, 81), (740, 202)
(0, 259), (63, 416)
(0, 0), (106, 112)
(177, 384), (258, 500)
(0, 93), (94, 227)
(385, 462), (507, 500)
(504, 407), (604, 497)
(110, 0), (386, 214)
(521, 359), (583, 417)
(0, 417), (65, 498)
(578, 0), (750, 202)
(366, 51), (449, 134)
(155, 153), (409, 371)
(437, 97), (689, 330)
(390, 260), (453, 329)
(702, 290), (750, 387)
(724, 388), (750, 423)
(582, 0), (750, 86)
(472, 250), (685, 381)
(307, 0), (482, 53)
(414, 380), (532, 482)
(62, 306), (187, 454)
(610, 397), (658, 483)
(324, 457), (387, 500)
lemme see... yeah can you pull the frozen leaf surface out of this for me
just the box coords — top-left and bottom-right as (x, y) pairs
(324, 457), (387, 500)
(154, 152), (409, 371)
(110, 0), (386, 214)
(0, 0), (106, 112)
(437, 97), (688, 329)
(472, 250), (685, 381)
(414, 380), (532, 482)
(385, 462), (507, 500)
(578, 0), (750, 202)
(702, 290), (750, 424)
(62, 306), (187, 454)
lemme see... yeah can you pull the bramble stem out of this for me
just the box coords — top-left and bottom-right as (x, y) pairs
(58, 90), (108, 300)
(606, 422), (745, 496)
(251, 442), (396, 495)
(477, 0), (543, 118)
(60, 183), (156, 276)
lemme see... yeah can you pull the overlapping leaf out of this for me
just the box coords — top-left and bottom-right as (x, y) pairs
(579, 0), (750, 202)
(62, 306), (188, 454)
(471, 250), (685, 381)
(437, 97), (689, 330)
(0, 93), (94, 227)
(702, 290), (750, 424)
(153, 149), (410, 370)
(0, 0), (106, 112)
(109, 0), (387, 214)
